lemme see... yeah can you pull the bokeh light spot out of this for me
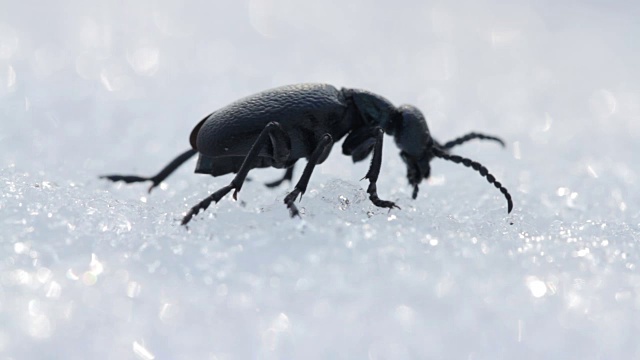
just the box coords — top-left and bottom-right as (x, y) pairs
(128, 47), (160, 76)
(0, 24), (19, 59)
(6, 65), (16, 88)
(133, 341), (155, 360)
(82, 272), (97, 286)
(26, 314), (52, 339)
(249, 0), (279, 38)
(590, 89), (617, 118)
(127, 281), (141, 298)
(526, 276), (547, 298)
(46, 281), (62, 298)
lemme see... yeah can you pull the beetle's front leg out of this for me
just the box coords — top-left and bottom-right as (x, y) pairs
(182, 122), (290, 225)
(363, 128), (400, 210)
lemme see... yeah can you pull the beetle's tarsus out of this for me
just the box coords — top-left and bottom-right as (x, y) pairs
(101, 148), (197, 195)
(101, 174), (160, 193)
(371, 198), (399, 210)
(181, 212), (194, 226)
(367, 182), (399, 210)
(284, 188), (303, 217)
(411, 185), (419, 199)
(181, 184), (235, 225)
(100, 174), (149, 183)
(288, 205), (301, 218)
(370, 194), (400, 210)
(147, 182), (159, 194)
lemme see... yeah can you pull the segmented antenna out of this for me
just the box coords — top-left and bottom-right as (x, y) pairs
(442, 132), (505, 149)
(431, 147), (513, 213)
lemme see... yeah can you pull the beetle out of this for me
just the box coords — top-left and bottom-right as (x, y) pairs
(101, 83), (513, 225)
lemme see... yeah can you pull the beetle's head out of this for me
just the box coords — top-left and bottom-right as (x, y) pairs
(348, 89), (397, 132)
(393, 105), (513, 212)
(393, 104), (438, 198)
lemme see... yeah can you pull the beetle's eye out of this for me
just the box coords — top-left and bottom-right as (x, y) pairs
(399, 151), (413, 165)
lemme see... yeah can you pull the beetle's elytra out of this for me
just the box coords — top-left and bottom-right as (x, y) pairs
(101, 83), (513, 225)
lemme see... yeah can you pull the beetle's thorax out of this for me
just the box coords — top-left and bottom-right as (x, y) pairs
(341, 88), (399, 134)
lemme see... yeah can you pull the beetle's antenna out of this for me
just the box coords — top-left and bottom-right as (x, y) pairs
(431, 147), (513, 213)
(442, 132), (505, 149)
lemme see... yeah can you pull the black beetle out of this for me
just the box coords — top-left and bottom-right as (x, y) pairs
(101, 83), (513, 225)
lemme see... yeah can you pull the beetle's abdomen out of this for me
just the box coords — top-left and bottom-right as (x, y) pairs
(195, 83), (346, 158)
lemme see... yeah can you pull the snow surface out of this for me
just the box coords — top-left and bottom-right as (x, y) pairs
(1, 1), (639, 359)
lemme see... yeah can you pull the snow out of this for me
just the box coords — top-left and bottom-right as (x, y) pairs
(1, 0), (639, 359)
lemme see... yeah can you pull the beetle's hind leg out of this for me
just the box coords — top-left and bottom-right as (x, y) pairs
(182, 122), (290, 225)
(265, 166), (294, 188)
(101, 149), (197, 193)
(283, 134), (333, 217)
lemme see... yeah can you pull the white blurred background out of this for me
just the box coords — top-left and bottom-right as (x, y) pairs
(1, 0), (639, 359)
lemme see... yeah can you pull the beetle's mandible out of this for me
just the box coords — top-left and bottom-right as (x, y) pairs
(101, 83), (513, 225)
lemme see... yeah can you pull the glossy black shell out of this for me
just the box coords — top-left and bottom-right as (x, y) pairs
(190, 83), (357, 176)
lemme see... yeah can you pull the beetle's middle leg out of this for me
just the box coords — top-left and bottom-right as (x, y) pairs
(265, 166), (294, 188)
(182, 122), (290, 225)
(283, 134), (333, 217)
(363, 128), (400, 210)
